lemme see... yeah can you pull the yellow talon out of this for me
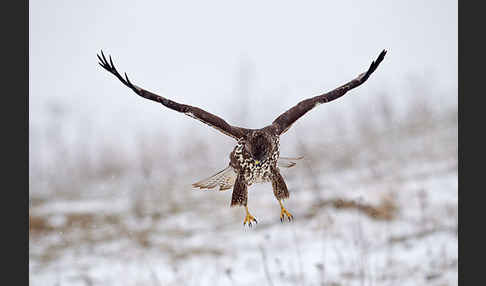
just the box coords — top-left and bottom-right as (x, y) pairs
(279, 200), (294, 222)
(243, 206), (258, 227)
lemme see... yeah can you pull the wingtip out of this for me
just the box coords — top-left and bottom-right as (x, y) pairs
(360, 49), (387, 80)
(373, 49), (387, 67)
(124, 72), (134, 87)
(378, 49), (387, 61)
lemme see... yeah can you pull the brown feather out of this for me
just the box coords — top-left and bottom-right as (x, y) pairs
(271, 50), (387, 135)
(98, 50), (387, 217)
(231, 174), (248, 207)
(97, 51), (249, 140)
(271, 166), (289, 200)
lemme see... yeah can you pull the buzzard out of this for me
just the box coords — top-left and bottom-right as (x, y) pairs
(98, 49), (386, 226)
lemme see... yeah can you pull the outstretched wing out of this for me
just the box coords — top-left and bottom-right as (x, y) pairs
(271, 50), (387, 135)
(98, 51), (248, 140)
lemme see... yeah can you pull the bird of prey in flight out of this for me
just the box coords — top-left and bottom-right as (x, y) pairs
(98, 49), (387, 226)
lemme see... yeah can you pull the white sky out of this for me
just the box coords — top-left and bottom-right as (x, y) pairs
(29, 0), (457, 149)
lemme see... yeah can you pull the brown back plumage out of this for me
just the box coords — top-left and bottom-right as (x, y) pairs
(98, 49), (386, 224)
(245, 131), (275, 161)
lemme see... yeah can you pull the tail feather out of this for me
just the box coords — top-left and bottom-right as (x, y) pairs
(277, 156), (304, 168)
(192, 166), (237, 191)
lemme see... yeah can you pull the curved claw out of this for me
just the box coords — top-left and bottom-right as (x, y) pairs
(279, 208), (294, 223)
(243, 212), (258, 228)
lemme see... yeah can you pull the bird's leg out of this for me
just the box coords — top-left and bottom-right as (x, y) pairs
(278, 199), (294, 222)
(243, 206), (258, 227)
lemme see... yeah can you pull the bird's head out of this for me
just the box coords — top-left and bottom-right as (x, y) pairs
(245, 131), (275, 165)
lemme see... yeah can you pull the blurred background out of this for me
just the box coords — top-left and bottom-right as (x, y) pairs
(29, 1), (457, 285)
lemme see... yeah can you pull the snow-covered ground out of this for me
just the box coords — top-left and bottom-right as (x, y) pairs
(29, 107), (457, 286)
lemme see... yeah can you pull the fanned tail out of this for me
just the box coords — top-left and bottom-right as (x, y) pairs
(277, 156), (304, 168)
(192, 166), (237, 191)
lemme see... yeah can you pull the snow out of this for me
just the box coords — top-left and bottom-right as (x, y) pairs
(29, 111), (457, 286)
